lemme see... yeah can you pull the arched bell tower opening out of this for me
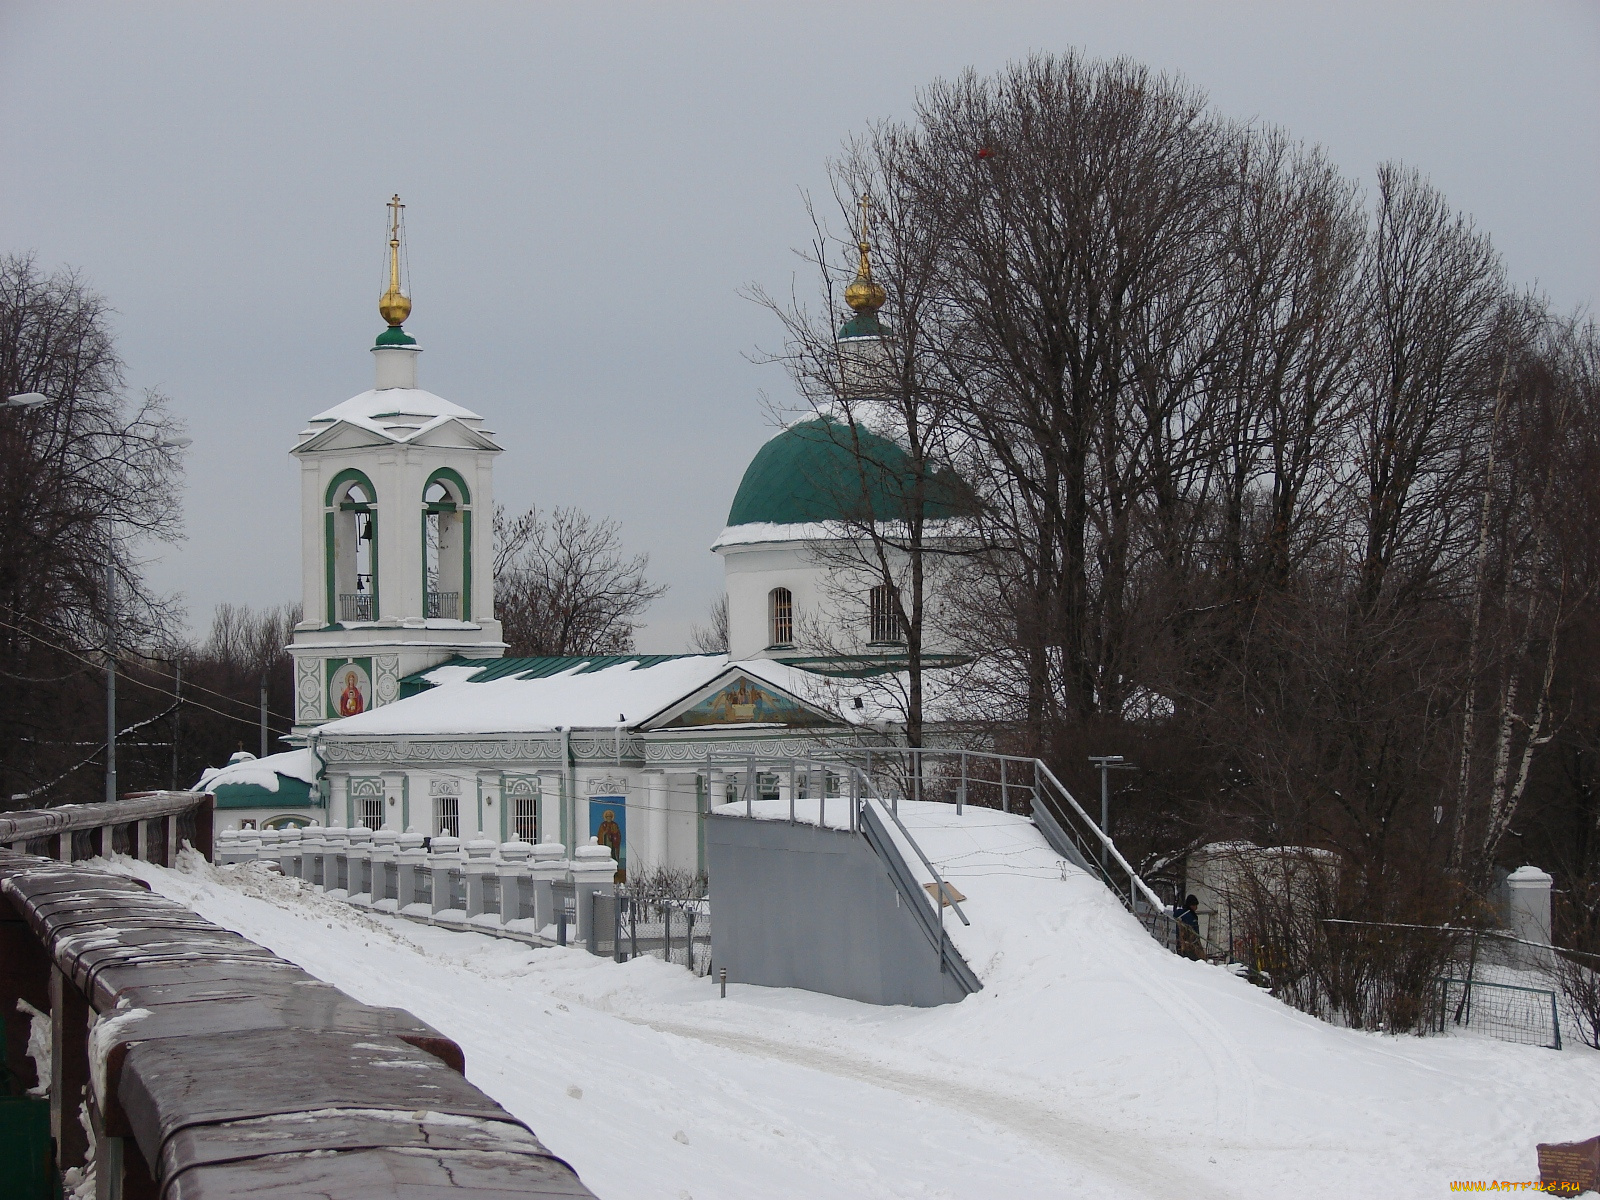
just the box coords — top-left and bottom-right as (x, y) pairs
(326, 470), (379, 623)
(423, 468), (471, 621)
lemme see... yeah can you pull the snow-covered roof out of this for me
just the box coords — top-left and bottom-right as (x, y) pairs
(197, 747), (322, 793)
(296, 388), (501, 448)
(306, 654), (899, 739)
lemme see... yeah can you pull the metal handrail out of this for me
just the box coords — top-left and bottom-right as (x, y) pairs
(703, 745), (1168, 936)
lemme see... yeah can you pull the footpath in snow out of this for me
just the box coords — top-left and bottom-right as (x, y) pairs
(110, 826), (1597, 1199)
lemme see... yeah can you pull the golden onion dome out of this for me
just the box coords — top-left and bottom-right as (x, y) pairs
(844, 241), (887, 313)
(379, 284), (411, 327)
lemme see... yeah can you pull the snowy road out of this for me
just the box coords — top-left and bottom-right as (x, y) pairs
(121, 853), (1597, 1199)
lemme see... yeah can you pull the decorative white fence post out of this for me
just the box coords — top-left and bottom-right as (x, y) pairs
(369, 829), (399, 908)
(571, 844), (617, 945)
(215, 829), (244, 865)
(345, 826), (374, 902)
(301, 826), (327, 888)
(324, 828), (351, 898)
(429, 835), (464, 923)
(530, 843), (570, 931)
(257, 829), (280, 865)
(496, 841), (535, 926)
(276, 826), (303, 878)
(462, 839), (498, 923)
(396, 829), (429, 914)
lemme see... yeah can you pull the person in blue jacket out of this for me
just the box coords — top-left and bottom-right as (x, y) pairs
(1174, 893), (1202, 959)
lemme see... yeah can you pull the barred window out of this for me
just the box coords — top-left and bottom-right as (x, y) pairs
(869, 584), (902, 644)
(769, 587), (793, 646)
(515, 793), (538, 842)
(434, 794), (459, 838)
(360, 795), (384, 831)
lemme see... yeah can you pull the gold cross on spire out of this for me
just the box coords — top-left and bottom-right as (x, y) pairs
(379, 194), (411, 327)
(844, 191), (887, 315)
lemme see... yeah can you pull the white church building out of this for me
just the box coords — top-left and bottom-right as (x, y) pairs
(201, 198), (966, 881)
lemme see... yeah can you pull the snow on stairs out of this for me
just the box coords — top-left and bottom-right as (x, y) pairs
(705, 750), (1176, 1007)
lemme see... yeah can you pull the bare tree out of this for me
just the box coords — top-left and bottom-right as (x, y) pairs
(688, 594), (728, 654)
(0, 254), (187, 804)
(493, 504), (666, 657)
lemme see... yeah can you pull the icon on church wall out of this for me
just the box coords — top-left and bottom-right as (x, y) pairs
(589, 797), (625, 883)
(660, 676), (828, 729)
(326, 658), (373, 718)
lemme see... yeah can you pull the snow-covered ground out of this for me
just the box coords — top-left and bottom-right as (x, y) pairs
(112, 839), (1594, 1199)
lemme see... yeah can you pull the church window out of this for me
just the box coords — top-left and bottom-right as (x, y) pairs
(433, 793), (459, 838)
(360, 795), (384, 831)
(769, 587), (793, 647)
(328, 473), (378, 623)
(423, 471), (470, 620)
(869, 584), (903, 644)
(505, 776), (540, 842)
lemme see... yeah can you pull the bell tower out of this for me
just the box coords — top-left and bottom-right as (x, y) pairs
(286, 196), (505, 739)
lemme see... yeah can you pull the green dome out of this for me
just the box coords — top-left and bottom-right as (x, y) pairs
(726, 417), (966, 527)
(375, 325), (417, 347)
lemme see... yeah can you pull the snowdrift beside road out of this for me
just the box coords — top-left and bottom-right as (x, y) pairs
(119, 837), (1598, 1199)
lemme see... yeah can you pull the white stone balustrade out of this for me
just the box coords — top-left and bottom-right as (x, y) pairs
(462, 838), (499, 924)
(215, 829), (245, 865)
(324, 828), (351, 898)
(396, 829), (429, 915)
(344, 826), (374, 901)
(428, 835), (464, 922)
(276, 826), (304, 878)
(571, 844), (618, 944)
(300, 826), (328, 887)
(529, 843), (570, 930)
(368, 829), (399, 907)
(495, 841), (535, 927)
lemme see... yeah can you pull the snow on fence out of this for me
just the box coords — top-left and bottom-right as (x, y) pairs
(217, 825), (634, 956)
(0, 847), (598, 1197)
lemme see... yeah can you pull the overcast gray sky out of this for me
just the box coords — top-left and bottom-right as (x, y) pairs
(2, 1), (1596, 652)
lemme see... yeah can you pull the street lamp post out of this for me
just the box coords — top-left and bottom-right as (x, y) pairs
(1087, 755), (1136, 871)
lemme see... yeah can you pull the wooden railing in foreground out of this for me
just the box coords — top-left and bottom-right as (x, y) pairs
(0, 790), (215, 868)
(0, 841), (597, 1198)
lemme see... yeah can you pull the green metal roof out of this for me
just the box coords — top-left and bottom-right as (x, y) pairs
(212, 775), (316, 810)
(726, 417), (967, 528)
(374, 325), (417, 347)
(772, 652), (974, 678)
(837, 312), (886, 340)
(399, 654), (706, 697)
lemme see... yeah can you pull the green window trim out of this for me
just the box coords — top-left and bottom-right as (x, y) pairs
(421, 468), (473, 621)
(325, 468), (380, 624)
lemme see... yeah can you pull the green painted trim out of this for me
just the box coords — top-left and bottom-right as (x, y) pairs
(346, 780), (354, 828)
(325, 468), (380, 621)
(498, 775), (508, 842)
(476, 775), (484, 838)
(324, 510), (336, 626)
(401, 774), (410, 832)
(375, 325), (417, 347)
(422, 468), (473, 620)
(424, 466), (472, 505)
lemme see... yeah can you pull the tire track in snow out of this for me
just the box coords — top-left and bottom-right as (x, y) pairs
(620, 1011), (1243, 1200)
(1081, 894), (1262, 1143)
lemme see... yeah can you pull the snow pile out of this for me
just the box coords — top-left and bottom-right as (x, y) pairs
(196, 747), (321, 793)
(115, 850), (1600, 1199)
